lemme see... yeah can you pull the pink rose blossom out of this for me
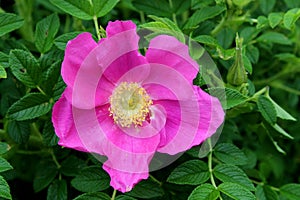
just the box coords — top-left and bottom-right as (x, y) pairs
(52, 20), (224, 192)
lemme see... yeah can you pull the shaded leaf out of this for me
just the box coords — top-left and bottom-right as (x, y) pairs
(47, 179), (67, 200)
(0, 176), (12, 200)
(280, 183), (300, 200)
(7, 120), (30, 144)
(127, 180), (164, 199)
(218, 182), (256, 200)
(73, 192), (111, 200)
(7, 93), (52, 121)
(256, 185), (278, 200)
(188, 183), (219, 200)
(0, 13), (24, 37)
(257, 95), (277, 125)
(213, 164), (255, 191)
(167, 160), (209, 185)
(71, 166), (110, 192)
(214, 143), (248, 165)
(33, 160), (58, 192)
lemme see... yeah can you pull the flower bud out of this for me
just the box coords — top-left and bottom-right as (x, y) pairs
(226, 33), (247, 86)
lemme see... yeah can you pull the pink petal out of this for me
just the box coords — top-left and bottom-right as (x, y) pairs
(106, 20), (137, 37)
(102, 165), (148, 193)
(70, 21), (145, 109)
(157, 87), (224, 154)
(146, 35), (199, 84)
(61, 33), (97, 88)
(143, 63), (195, 101)
(52, 93), (88, 152)
(190, 86), (225, 146)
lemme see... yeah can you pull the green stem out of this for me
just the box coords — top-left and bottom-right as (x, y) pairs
(93, 16), (101, 41)
(208, 139), (217, 188)
(111, 189), (117, 200)
(150, 174), (162, 186)
(140, 11), (145, 23)
(50, 149), (61, 169)
(36, 85), (47, 96)
(168, 0), (177, 25)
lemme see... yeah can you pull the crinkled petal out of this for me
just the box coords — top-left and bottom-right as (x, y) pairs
(157, 87), (224, 154)
(70, 21), (146, 109)
(146, 35), (199, 84)
(52, 93), (88, 152)
(190, 86), (225, 146)
(103, 156), (150, 193)
(61, 33), (97, 88)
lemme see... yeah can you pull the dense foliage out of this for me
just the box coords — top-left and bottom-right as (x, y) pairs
(0, 0), (300, 199)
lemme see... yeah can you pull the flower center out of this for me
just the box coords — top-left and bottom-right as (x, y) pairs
(109, 82), (153, 127)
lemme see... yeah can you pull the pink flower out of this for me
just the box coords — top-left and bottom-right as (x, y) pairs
(52, 20), (224, 192)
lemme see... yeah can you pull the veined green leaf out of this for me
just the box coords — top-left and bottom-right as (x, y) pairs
(73, 192), (111, 200)
(115, 195), (137, 200)
(184, 5), (226, 29)
(167, 160), (209, 185)
(92, 0), (119, 18)
(213, 164), (255, 191)
(280, 184), (300, 200)
(269, 97), (296, 121)
(256, 185), (278, 200)
(35, 13), (60, 53)
(132, 0), (171, 17)
(272, 124), (293, 139)
(33, 160), (58, 192)
(257, 32), (292, 45)
(0, 157), (13, 173)
(188, 183), (219, 200)
(60, 156), (87, 177)
(0, 142), (10, 155)
(71, 166), (110, 192)
(7, 93), (52, 121)
(0, 175), (12, 200)
(218, 182), (256, 200)
(268, 12), (283, 28)
(0, 13), (24, 37)
(283, 8), (300, 30)
(7, 120), (30, 144)
(0, 65), (6, 79)
(259, 0), (276, 14)
(47, 179), (67, 200)
(9, 49), (41, 88)
(257, 95), (277, 125)
(126, 180), (164, 199)
(54, 31), (82, 50)
(214, 143), (248, 165)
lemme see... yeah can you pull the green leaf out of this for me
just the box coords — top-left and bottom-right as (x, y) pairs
(213, 164), (255, 191)
(7, 120), (30, 144)
(0, 142), (10, 154)
(218, 182), (255, 200)
(214, 143), (248, 165)
(208, 87), (248, 110)
(283, 8), (300, 30)
(0, 65), (6, 79)
(268, 12), (283, 28)
(0, 13), (24, 37)
(50, 0), (119, 20)
(193, 35), (220, 47)
(184, 5), (226, 29)
(71, 166), (110, 192)
(41, 60), (62, 96)
(284, 0), (300, 8)
(256, 185), (278, 200)
(116, 195), (137, 200)
(73, 192), (111, 200)
(167, 160), (209, 185)
(256, 16), (269, 29)
(259, 0), (276, 14)
(92, 0), (119, 18)
(0, 157), (13, 173)
(47, 179), (67, 200)
(33, 160), (58, 192)
(7, 93), (52, 121)
(127, 180), (164, 199)
(132, 0), (171, 17)
(243, 54), (252, 75)
(268, 97), (296, 121)
(188, 183), (219, 200)
(0, 175), (12, 200)
(50, 0), (93, 20)
(42, 120), (59, 147)
(280, 184), (300, 200)
(257, 32), (292, 45)
(60, 156), (87, 177)
(54, 31), (82, 50)
(272, 124), (293, 139)
(246, 45), (259, 64)
(257, 95), (277, 125)
(9, 49), (41, 88)
(35, 13), (60, 53)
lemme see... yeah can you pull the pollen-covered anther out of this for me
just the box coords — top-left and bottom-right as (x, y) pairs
(109, 82), (153, 127)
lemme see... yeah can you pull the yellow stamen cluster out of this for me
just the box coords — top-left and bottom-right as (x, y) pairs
(109, 82), (153, 127)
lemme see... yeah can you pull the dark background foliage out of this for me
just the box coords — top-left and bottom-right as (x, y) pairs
(0, 0), (299, 199)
